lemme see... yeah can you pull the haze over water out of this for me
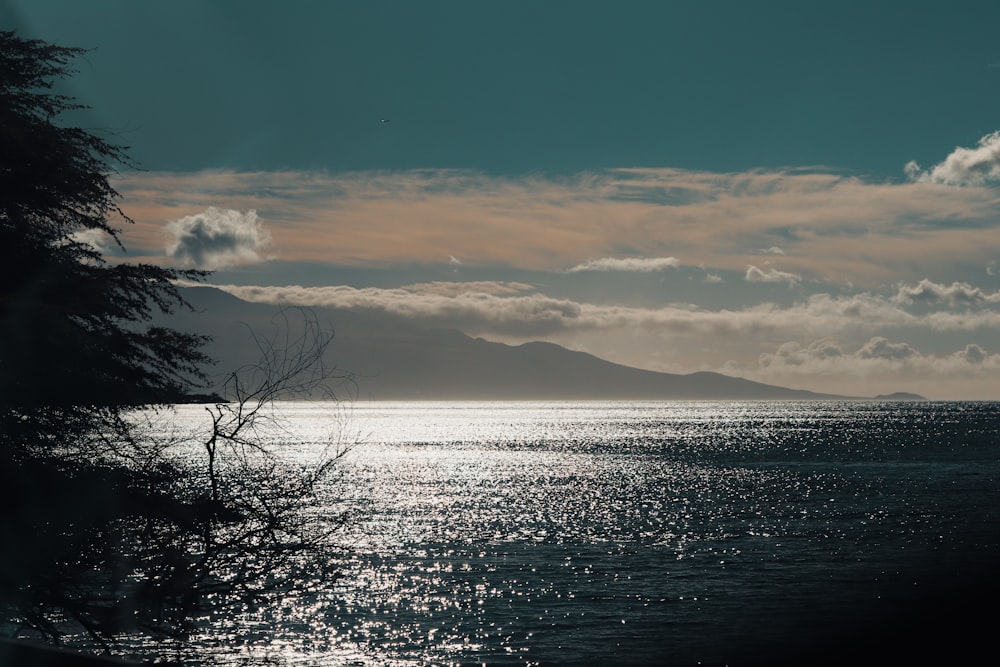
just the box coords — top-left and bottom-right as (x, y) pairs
(151, 401), (999, 665)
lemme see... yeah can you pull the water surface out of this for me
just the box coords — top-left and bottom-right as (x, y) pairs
(149, 401), (1000, 665)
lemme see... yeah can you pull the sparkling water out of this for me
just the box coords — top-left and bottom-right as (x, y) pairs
(142, 401), (1000, 665)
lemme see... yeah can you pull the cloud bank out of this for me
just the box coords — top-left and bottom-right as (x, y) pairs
(194, 278), (1000, 398)
(398, 281), (536, 297)
(754, 336), (1000, 399)
(204, 279), (1000, 342)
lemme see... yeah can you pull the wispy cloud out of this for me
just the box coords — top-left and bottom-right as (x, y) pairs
(165, 207), (271, 269)
(399, 281), (535, 297)
(745, 265), (801, 285)
(566, 257), (680, 273)
(894, 279), (1000, 306)
(117, 166), (1000, 285)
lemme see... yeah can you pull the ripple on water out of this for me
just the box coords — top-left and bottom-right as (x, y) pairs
(118, 401), (1000, 665)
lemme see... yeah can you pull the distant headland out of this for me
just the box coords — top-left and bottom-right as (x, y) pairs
(873, 392), (928, 401)
(159, 286), (927, 402)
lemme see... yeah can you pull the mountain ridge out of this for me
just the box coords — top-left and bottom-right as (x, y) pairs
(163, 286), (916, 401)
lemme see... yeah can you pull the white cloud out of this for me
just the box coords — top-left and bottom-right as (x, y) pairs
(165, 207), (271, 270)
(212, 283), (586, 336)
(906, 131), (1000, 186)
(894, 279), (1000, 306)
(759, 340), (844, 368)
(70, 228), (115, 254)
(762, 246), (785, 255)
(751, 336), (1000, 397)
(745, 265), (801, 285)
(922, 309), (1000, 331)
(703, 273), (723, 284)
(566, 257), (681, 273)
(399, 281), (535, 297)
(204, 282), (1000, 342)
(857, 337), (918, 361)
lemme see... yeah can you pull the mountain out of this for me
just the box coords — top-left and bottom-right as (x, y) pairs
(162, 286), (860, 401)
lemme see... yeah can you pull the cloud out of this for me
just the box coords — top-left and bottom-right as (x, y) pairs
(204, 282), (1000, 340)
(962, 343), (988, 364)
(211, 283), (586, 336)
(894, 279), (1000, 306)
(759, 340), (844, 367)
(703, 273), (723, 284)
(857, 336), (918, 360)
(70, 228), (116, 254)
(751, 336), (1000, 398)
(116, 166), (1000, 286)
(745, 265), (801, 285)
(763, 337), (989, 373)
(762, 246), (785, 255)
(399, 281), (535, 297)
(566, 257), (681, 273)
(906, 131), (1000, 186)
(197, 281), (1000, 397)
(164, 207), (271, 269)
(754, 334), (999, 381)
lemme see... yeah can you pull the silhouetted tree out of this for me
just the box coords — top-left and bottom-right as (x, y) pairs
(0, 31), (212, 416)
(0, 31), (351, 658)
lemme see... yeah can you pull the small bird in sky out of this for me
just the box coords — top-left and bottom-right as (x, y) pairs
(380, 118), (390, 124)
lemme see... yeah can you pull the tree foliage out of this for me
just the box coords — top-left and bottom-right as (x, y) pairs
(0, 31), (351, 657)
(2, 307), (352, 650)
(0, 30), (211, 418)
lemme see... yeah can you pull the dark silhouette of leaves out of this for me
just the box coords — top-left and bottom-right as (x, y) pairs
(0, 30), (352, 658)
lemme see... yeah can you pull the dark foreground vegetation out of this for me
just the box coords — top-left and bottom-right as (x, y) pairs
(0, 30), (350, 662)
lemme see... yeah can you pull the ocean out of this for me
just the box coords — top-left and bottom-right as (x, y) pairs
(147, 401), (1000, 666)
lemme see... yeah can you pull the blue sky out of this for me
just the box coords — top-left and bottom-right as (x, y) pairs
(7, 0), (1000, 398)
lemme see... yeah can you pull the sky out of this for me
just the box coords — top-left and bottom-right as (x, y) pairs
(6, 0), (1000, 399)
